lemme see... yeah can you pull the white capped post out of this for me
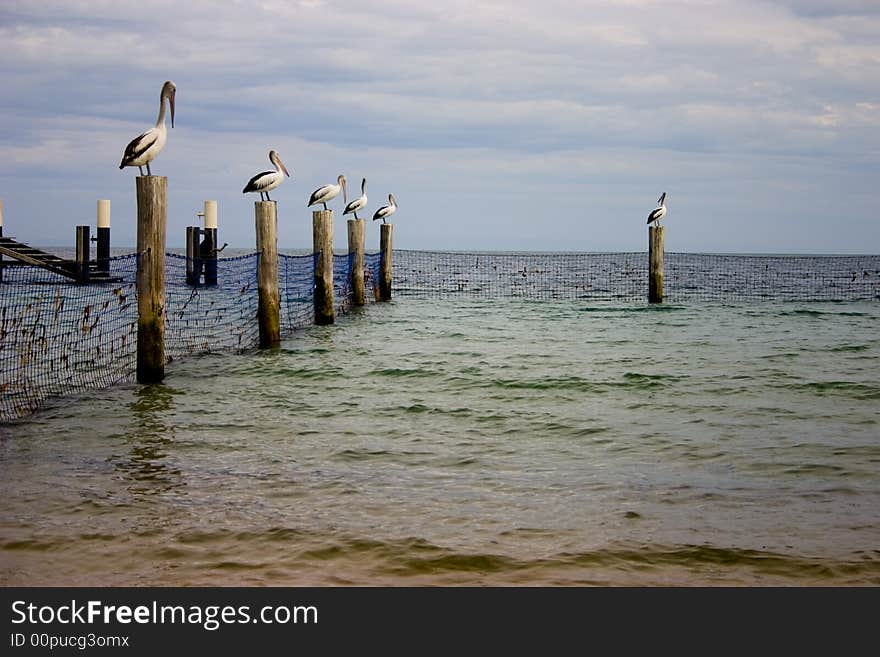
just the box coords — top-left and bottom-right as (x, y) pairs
(96, 200), (111, 273)
(202, 200), (219, 286)
(97, 200), (111, 228)
(204, 200), (218, 229)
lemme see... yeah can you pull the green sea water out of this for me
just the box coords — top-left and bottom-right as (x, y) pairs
(1, 297), (878, 585)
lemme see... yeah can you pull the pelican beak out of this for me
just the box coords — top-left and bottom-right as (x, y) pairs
(169, 90), (175, 129)
(280, 160), (291, 178)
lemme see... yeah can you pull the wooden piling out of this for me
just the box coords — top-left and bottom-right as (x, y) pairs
(186, 226), (200, 286)
(136, 176), (167, 383)
(648, 225), (664, 303)
(313, 210), (334, 325)
(379, 223), (393, 302)
(0, 199), (4, 284)
(348, 218), (366, 306)
(202, 200), (218, 286)
(255, 201), (280, 348)
(96, 200), (110, 273)
(75, 225), (90, 284)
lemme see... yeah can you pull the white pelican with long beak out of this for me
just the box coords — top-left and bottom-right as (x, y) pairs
(119, 80), (176, 176)
(372, 193), (398, 224)
(308, 175), (347, 211)
(243, 150), (291, 201)
(647, 192), (667, 227)
(342, 177), (367, 219)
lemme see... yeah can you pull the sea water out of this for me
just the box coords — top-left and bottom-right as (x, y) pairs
(1, 294), (878, 585)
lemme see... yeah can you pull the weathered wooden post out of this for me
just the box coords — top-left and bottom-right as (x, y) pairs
(75, 225), (90, 284)
(255, 201), (281, 347)
(186, 225), (200, 286)
(347, 218), (366, 306)
(648, 225), (664, 303)
(136, 175), (167, 383)
(201, 200), (218, 286)
(313, 209), (334, 325)
(379, 223), (393, 301)
(96, 199), (111, 273)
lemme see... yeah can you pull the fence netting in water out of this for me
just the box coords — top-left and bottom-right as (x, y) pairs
(1, 254), (139, 421)
(664, 253), (880, 302)
(4, 248), (878, 421)
(393, 250), (880, 302)
(165, 253), (260, 360)
(278, 251), (382, 333)
(2, 249), (378, 421)
(280, 253), (314, 333)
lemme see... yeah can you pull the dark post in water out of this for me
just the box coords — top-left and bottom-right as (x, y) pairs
(0, 199), (4, 284)
(136, 175), (167, 383)
(648, 225), (664, 303)
(255, 201), (281, 348)
(201, 200), (219, 286)
(186, 225), (201, 286)
(313, 209), (334, 325)
(96, 200), (110, 274)
(75, 225), (90, 284)
(348, 218), (366, 306)
(379, 223), (393, 302)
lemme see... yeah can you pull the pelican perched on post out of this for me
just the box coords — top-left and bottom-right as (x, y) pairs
(242, 150), (291, 201)
(647, 192), (667, 227)
(308, 175), (347, 211)
(372, 194), (398, 224)
(119, 80), (176, 176)
(342, 177), (367, 220)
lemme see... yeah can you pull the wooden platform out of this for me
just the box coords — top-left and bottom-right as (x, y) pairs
(0, 236), (119, 283)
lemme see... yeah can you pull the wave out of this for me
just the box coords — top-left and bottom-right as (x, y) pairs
(780, 381), (880, 400)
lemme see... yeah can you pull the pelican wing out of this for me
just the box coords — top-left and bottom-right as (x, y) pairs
(120, 129), (159, 167)
(372, 206), (390, 221)
(647, 207), (666, 223)
(343, 198), (365, 215)
(243, 170), (276, 193)
(309, 184), (332, 206)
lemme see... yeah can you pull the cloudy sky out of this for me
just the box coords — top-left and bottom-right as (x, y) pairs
(1, 0), (878, 252)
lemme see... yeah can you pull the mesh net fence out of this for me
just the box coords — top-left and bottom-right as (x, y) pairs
(279, 253), (315, 333)
(1, 254), (139, 421)
(4, 248), (879, 422)
(164, 253), (260, 359)
(392, 250), (880, 302)
(365, 251), (382, 301)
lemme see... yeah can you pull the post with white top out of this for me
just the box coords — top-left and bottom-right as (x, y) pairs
(201, 200), (219, 286)
(255, 201), (280, 348)
(348, 218), (366, 306)
(379, 223), (393, 302)
(136, 175), (167, 383)
(313, 209), (335, 325)
(96, 200), (111, 273)
(648, 225), (664, 303)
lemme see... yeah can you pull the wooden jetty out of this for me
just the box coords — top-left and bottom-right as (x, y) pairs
(0, 235), (119, 283)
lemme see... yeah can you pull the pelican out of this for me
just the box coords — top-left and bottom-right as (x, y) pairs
(342, 177), (367, 220)
(242, 150), (291, 201)
(372, 193), (398, 224)
(119, 80), (176, 176)
(308, 175), (347, 211)
(647, 192), (667, 227)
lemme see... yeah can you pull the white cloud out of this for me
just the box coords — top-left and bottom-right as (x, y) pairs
(0, 0), (878, 252)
